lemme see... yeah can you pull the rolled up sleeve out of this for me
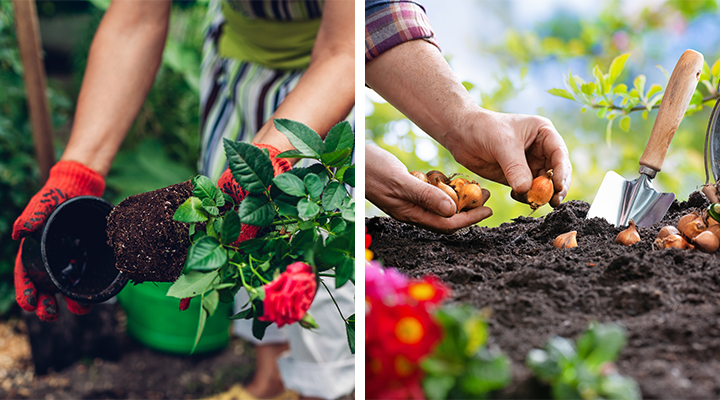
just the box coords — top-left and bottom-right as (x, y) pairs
(365, 0), (440, 63)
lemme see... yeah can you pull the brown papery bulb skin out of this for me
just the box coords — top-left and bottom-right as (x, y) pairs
(527, 170), (555, 211)
(682, 218), (706, 242)
(410, 171), (429, 183)
(426, 170), (449, 186)
(615, 220), (641, 246)
(554, 231), (577, 249)
(456, 183), (487, 212)
(695, 231), (719, 253)
(449, 178), (469, 192)
(677, 212), (700, 233)
(659, 234), (688, 249)
(436, 181), (459, 209)
(707, 224), (720, 239)
(657, 225), (680, 240)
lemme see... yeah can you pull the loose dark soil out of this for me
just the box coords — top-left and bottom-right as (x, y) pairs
(367, 191), (720, 399)
(106, 181), (193, 282)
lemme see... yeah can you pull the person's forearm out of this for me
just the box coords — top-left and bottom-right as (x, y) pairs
(365, 39), (483, 149)
(61, 0), (171, 176)
(252, 0), (354, 157)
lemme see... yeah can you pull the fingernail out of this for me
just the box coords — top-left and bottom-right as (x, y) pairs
(439, 199), (456, 216)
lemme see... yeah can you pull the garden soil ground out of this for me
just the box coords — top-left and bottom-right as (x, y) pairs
(367, 191), (720, 399)
(0, 305), (255, 400)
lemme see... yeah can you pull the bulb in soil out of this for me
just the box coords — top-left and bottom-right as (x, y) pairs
(702, 184), (720, 204)
(456, 183), (490, 212)
(695, 231), (719, 253)
(654, 234), (688, 250)
(615, 220), (641, 246)
(677, 212), (700, 233)
(683, 218), (706, 242)
(657, 226), (680, 240)
(554, 231), (577, 249)
(410, 171), (429, 183)
(426, 170), (449, 186)
(436, 181), (459, 209)
(707, 224), (720, 239)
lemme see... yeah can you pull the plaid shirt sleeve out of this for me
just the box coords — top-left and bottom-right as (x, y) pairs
(365, 0), (440, 63)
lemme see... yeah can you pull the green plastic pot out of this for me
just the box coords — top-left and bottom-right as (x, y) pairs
(117, 282), (232, 354)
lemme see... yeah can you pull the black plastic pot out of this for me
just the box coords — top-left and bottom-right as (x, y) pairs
(21, 196), (128, 303)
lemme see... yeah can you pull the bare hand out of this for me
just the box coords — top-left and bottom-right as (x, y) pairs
(366, 145), (492, 234)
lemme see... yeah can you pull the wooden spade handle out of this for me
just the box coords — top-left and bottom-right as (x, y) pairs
(13, 0), (54, 183)
(639, 49), (704, 172)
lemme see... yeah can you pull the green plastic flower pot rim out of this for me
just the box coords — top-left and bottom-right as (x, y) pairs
(117, 281), (232, 354)
(709, 203), (720, 223)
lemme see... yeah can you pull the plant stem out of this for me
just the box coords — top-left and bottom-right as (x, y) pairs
(230, 261), (255, 292)
(590, 93), (719, 112)
(320, 279), (346, 322)
(248, 257), (270, 284)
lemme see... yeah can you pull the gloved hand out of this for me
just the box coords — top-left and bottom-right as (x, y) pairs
(179, 143), (292, 311)
(13, 160), (105, 321)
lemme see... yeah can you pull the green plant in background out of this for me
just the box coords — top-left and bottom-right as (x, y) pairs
(549, 53), (720, 144)
(168, 119), (355, 352)
(526, 322), (640, 400)
(421, 305), (511, 400)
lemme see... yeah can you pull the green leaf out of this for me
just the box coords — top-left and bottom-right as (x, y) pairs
(580, 82), (596, 96)
(597, 107), (608, 119)
(276, 198), (300, 217)
(462, 81), (474, 91)
(202, 197), (219, 216)
(192, 175), (218, 201)
(336, 257), (354, 287)
(612, 84), (628, 94)
(202, 290), (219, 316)
(238, 196), (276, 227)
(273, 173), (306, 197)
(619, 116), (631, 133)
(184, 236), (228, 272)
(342, 165), (355, 187)
(192, 307), (208, 353)
(577, 323), (627, 369)
(274, 119), (323, 158)
(323, 121), (354, 153)
(215, 190), (226, 208)
(647, 93), (663, 111)
(298, 198), (320, 220)
(221, 211), (241, 245)
(548, 88), (575, 100)
(223, 139), (274, 194)
(592, 65), (607, 94)
(642, 110), (649, 120)
(423, 375), (455, 400)
(167, 270), (220, 298)
(608, 53), (630, 85)
(174, 197), (209, 223)
(606, 119), (614, 145)
(646, 83), (662, 99)
(701, 60), (711, 81)
(304, 174), (324, 200)
(345, 316), (355, 355)
(633, 75), (646, 97)
(275, 149), (320, 160)
(322, 181), (347, 211)
(252, 318), (273, 340)
(320, 148), (352, 167)
(230, 307), (254, 320)
(712, 59), (720, 78)
(341, 206), (355, 222)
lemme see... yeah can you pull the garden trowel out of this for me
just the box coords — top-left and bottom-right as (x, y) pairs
(587, 49), (704, 227)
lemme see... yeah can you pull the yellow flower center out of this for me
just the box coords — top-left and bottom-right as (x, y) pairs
(395, 316), (424, 344)
(409, 282), (436, 301)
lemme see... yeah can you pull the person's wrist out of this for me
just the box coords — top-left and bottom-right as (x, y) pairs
(440, 106), (492, 156)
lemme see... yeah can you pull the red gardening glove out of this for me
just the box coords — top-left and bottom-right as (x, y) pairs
(218, 143), (292, 245)
(179, 144), (292, 311)
(13, 161), (105, 321)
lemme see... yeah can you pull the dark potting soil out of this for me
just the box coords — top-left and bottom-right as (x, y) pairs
(106, 181), (193, 283)
(367, 191), (720, 399)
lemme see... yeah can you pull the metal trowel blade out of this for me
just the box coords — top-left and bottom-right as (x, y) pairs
(586, 170), (675, 227)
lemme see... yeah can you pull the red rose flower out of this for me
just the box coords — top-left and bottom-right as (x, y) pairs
(259, 262), (317, 327)
(407, 275), (450, 306)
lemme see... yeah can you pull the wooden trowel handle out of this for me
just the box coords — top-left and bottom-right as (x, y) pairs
(639, 49), (704, 172)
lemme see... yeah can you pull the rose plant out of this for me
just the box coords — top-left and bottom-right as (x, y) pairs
(167, 119), (355, 352)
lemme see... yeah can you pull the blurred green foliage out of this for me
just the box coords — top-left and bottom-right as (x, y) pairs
(366, 0), (720, 228)
(0, 0), (206, 315)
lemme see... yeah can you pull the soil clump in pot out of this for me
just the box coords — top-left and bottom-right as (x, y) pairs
(367, 191), (720, 399)
(106, 181), (192, 283)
